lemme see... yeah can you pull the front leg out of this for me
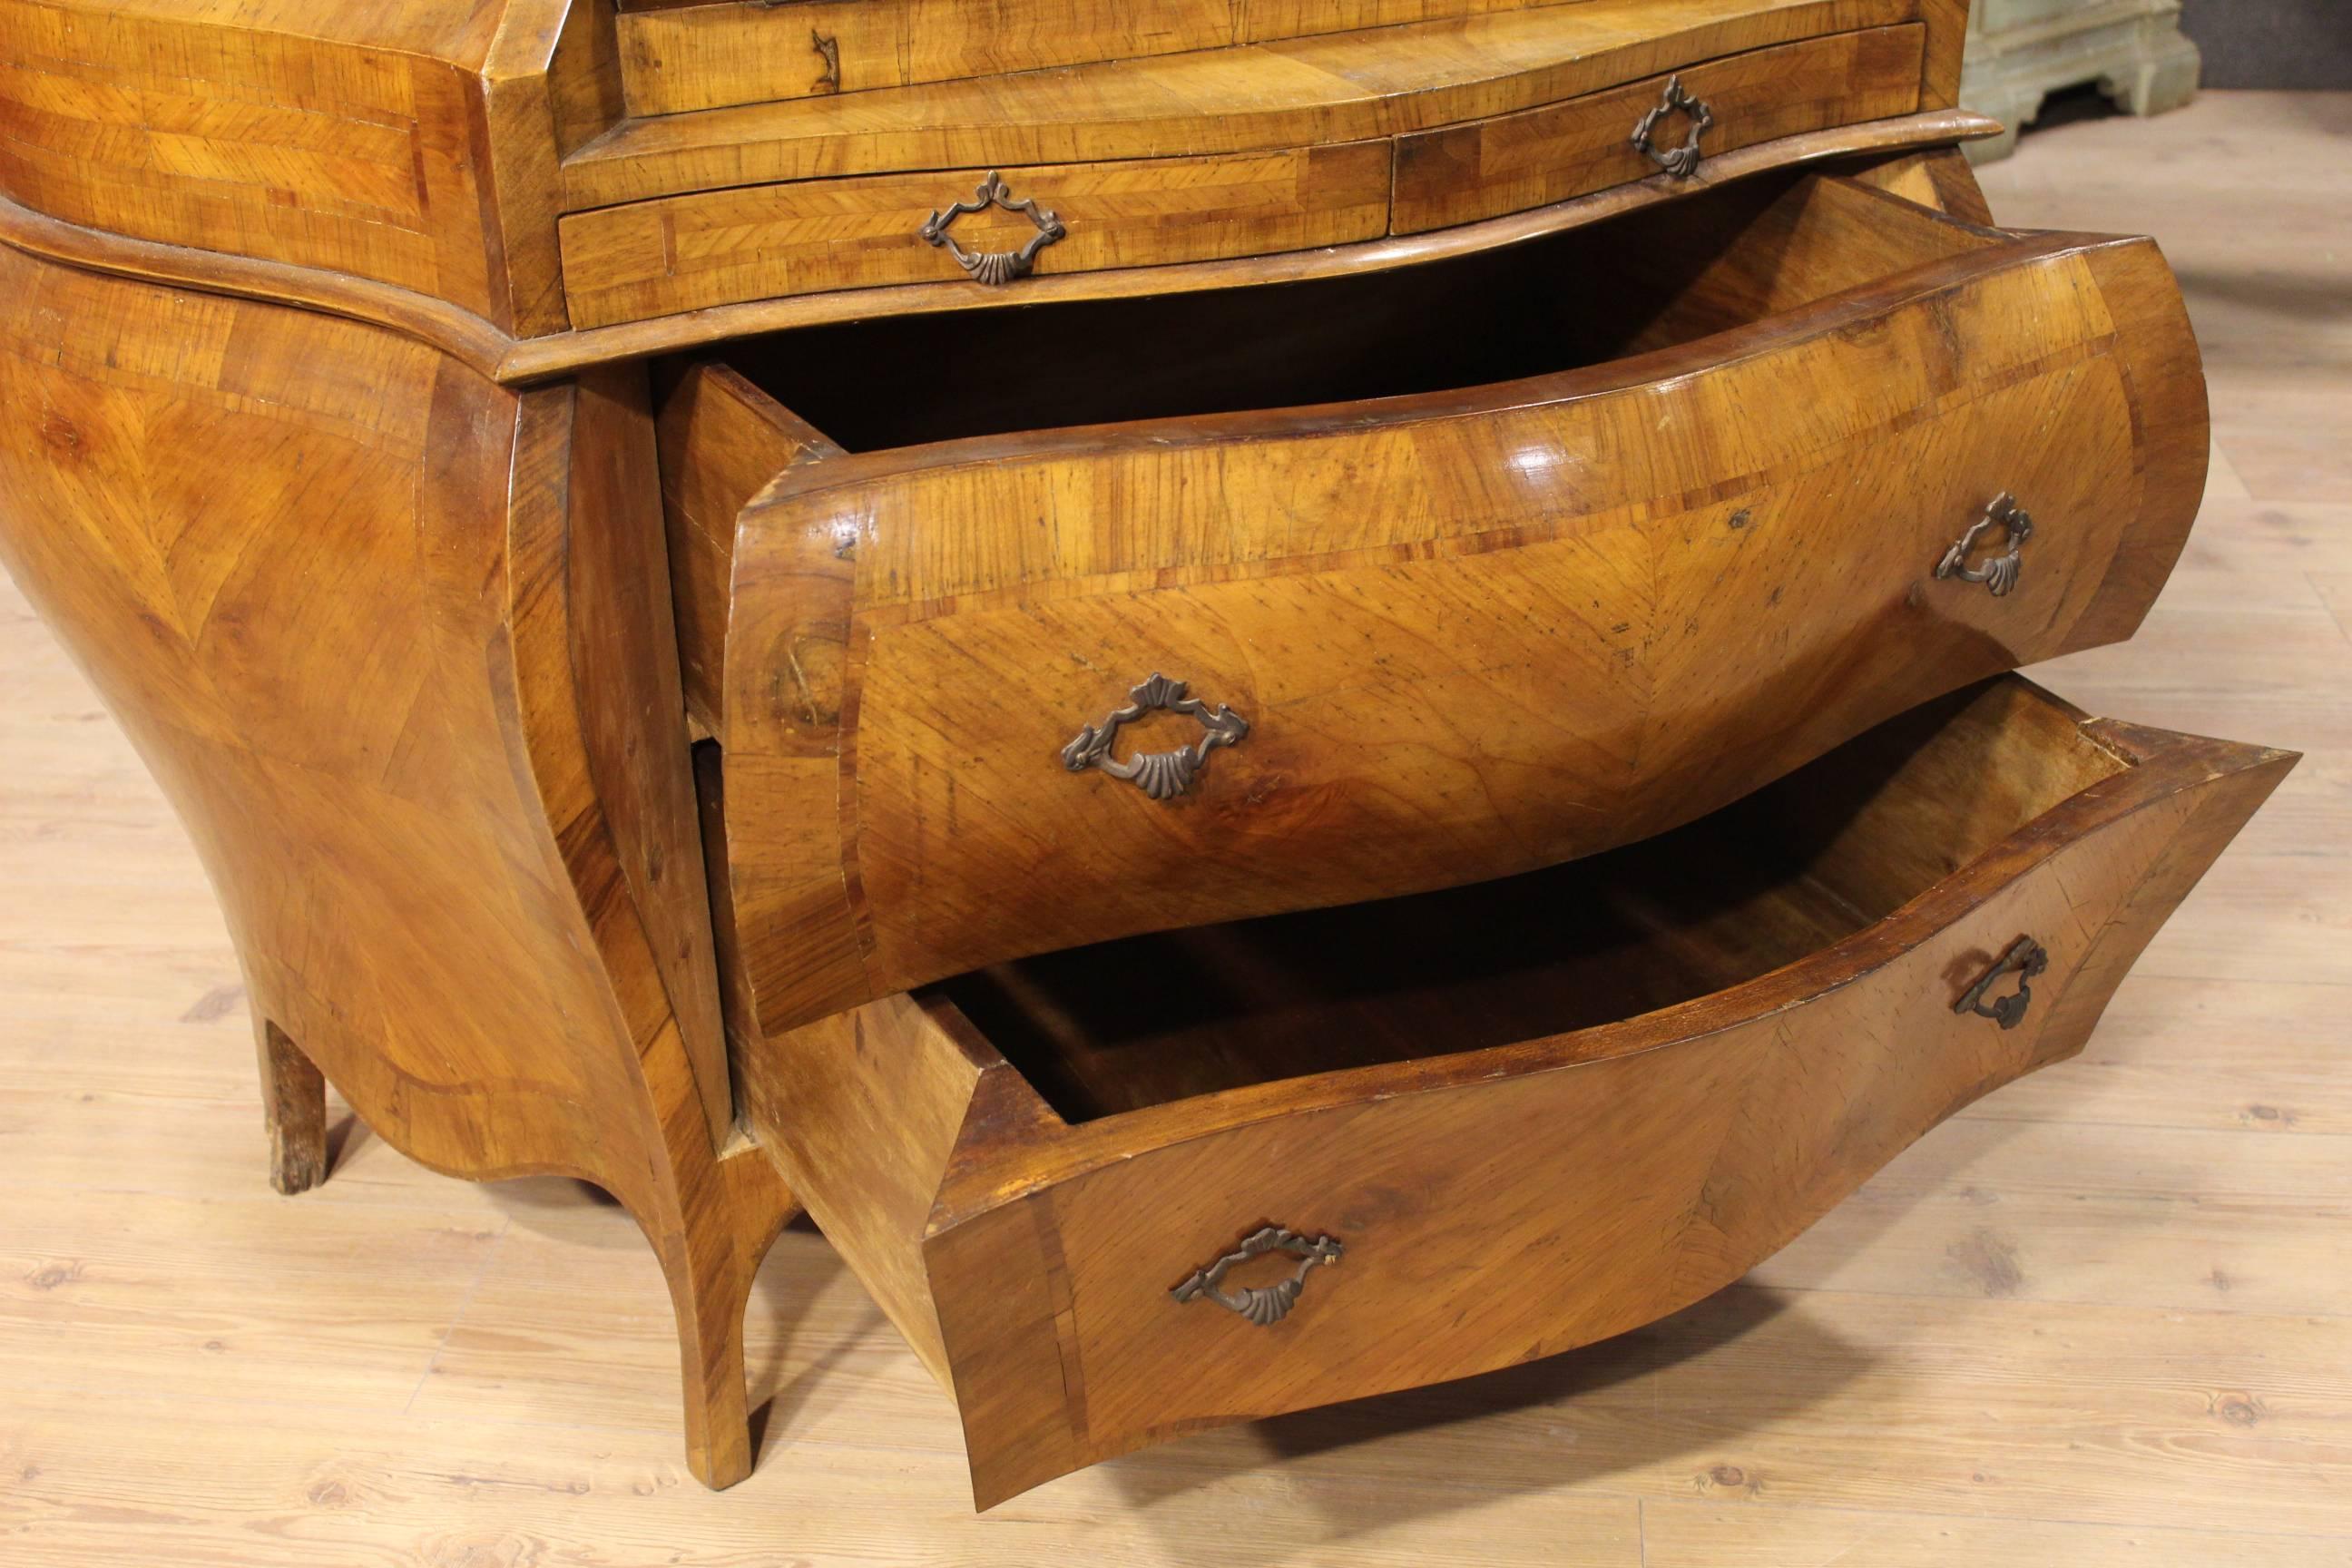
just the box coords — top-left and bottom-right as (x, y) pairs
(649, 1138), (802, 1489)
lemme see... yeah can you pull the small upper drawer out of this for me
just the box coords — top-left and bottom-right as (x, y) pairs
(745, 677), (2293, 1505)
(668, 168), (2208, 1042)
(601, 0), (1942, 122)
(623, 0), (1618, 118)
(560, 2), (1940, 330)
(616, 0), (1240, 117)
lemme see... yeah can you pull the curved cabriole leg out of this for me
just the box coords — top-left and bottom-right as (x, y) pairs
(256, 1020), (328, 1195)
(647, 1142), (802, 1489)
(506, 367), (804, 1485)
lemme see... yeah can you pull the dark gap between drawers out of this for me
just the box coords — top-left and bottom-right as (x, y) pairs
(692, 163), (1993, 454)
(932, 679), (2128, 1123)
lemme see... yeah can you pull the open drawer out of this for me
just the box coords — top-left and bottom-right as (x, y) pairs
(746, 676), (2293, 1505)
(650, 164), (2210, 1041)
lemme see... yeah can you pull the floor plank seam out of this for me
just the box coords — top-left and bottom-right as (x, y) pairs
(402, 1210), (518, 1418)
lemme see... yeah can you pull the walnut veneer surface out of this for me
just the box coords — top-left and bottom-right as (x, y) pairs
(0, 0), (2307, 1520)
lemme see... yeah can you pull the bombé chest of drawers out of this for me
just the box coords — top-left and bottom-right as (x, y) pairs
(0, 0), (2294, 1511)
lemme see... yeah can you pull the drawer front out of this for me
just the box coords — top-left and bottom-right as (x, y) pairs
(618, 0), (1238, 116)
(616, 0), (1606, 118)
(741, 681), (2288, 1505)
(1395, 26), (1922, 232)
(720, 226), (2204, 1039)
(560, 143), (1393, 329)
(936, 732), (2284, 1504)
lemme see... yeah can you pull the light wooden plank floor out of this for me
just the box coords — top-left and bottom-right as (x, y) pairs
(2, 91), (2347, 1566)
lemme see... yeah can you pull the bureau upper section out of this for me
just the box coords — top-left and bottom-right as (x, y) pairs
(0, 0), (1975, 354)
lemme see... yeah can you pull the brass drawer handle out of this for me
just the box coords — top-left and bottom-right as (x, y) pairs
(919, 171), (1066, 286)
(1062, 672), (1250, 800)
(1632, 74), (1714, 178)
(1171, 1226), (1345, 1327)
(1936, 493), (2035, 597)
(1955, 935), (2050, 1029)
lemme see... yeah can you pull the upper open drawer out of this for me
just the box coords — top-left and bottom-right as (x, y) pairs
(560, 0), (1965, 332)
(652, 164), (2210, 1041)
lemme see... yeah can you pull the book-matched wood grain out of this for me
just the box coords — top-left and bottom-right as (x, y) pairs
(746, 678), (2293, 1505)
(0, 241), (796, 1493)
(717, 175), (2207, 1040)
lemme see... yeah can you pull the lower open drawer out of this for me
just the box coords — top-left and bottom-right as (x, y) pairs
(743, 676), (2291, 1505)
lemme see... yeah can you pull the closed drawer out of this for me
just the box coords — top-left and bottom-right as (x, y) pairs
(561, 143), (1396, 329)
(746, 676), (2294, 1505)
(665, 167), (2209, 1039)
(562, 1), (1942, 329)
(615, 0), (1622, 118)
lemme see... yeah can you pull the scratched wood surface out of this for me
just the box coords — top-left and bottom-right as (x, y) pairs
(0, 91), (2346, 1563)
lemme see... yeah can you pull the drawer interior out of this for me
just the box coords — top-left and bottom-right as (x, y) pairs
(932, 678), (2131, 1123)
(689, 165), (1999, 455)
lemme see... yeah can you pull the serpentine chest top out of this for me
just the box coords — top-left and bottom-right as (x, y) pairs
(0, 0), (2293, 1512)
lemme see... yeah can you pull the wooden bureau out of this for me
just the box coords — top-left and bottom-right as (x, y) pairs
(0, 0), (2295, 1511)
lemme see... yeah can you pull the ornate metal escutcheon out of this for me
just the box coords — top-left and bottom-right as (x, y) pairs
(1062, 672), (1250, 800)
(1631, 74), (1715, 178)
(1171, 1226), (1345, 1327)
(918, 171), (1067, 285)
(1954, 935), (2050, 1029)
(1936, 493), (2035, 597)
